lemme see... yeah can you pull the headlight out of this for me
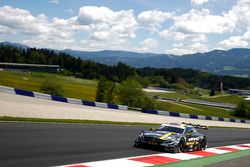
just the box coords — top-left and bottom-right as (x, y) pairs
(166, 136), (175, 142)
(165, 136), (180, 143)
(139, 133), (144, 138)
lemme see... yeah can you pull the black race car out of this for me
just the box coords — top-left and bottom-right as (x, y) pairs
(134, 122), (208, 153)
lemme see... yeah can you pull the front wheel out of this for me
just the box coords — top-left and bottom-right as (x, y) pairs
(175, 139), (185, 153)
(134, 139), (142, 148)
(198, 139), (207, 151)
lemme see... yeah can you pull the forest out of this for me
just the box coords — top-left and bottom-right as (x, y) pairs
(1, 45), (250, 90)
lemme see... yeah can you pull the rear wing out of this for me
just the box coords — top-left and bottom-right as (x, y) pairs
(182, 122), (208, 130)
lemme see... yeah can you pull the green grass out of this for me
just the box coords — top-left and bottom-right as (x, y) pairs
(0, 71), (97, 100)
(0, 116), (247, 129)
(148, 90), (243, 105)
(156, 100), (248, 120)
(0, 116), (160, 126)
(0, 70), (246, 120)
(148, 92), (192, 100)
(155, 149), (250, 167)
(200, 95), (244, 105)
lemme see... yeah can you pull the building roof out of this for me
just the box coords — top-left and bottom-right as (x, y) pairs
(0, 62), (60, 68)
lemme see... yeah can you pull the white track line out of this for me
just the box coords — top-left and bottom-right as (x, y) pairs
(157, 152), (202, 160)
(85, 158), (152, 167)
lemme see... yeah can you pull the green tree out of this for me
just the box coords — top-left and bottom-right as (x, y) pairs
(40, 79), (64, 96)
(95, 77), (116, 103)
(209, 88), (216, 96)
(141, 96), (155, 110)
(117, 79), (145, 107)
(234, 100), (250, 118)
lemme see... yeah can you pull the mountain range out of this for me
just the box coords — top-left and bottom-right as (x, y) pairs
(1, 41), (250, 77)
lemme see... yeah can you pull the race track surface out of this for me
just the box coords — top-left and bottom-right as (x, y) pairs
(0, 122), (250, 167)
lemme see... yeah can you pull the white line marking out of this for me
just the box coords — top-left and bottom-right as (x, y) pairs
(159, 153), (202, 160)
(206, 148), (231, 154)
(85, 158), (152, 167)
(226, 145), (249, 150)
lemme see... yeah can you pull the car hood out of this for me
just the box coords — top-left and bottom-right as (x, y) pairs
(142, 131), (180, 140)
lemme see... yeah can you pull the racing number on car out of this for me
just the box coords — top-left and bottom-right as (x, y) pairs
(188, 137), (199, 142)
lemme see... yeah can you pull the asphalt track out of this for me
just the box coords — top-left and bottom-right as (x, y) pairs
(0, 122), (250, 167)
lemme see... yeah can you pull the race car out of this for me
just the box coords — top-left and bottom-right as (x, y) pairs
(134, 122), (208, 153)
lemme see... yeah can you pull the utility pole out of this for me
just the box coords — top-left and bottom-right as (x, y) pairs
(220, 82), (224, 95)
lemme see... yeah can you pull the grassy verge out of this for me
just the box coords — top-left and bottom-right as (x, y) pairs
(156, 101), (248, 120)
(148, 91), (243, 105)
(154, 149), (250, 167)
(0, 117), (248, 129)
(199, 94), (244, 105)
(148, 92), (191, 100)
(0, 116), (160, 126)
(0, 70), (97, 100)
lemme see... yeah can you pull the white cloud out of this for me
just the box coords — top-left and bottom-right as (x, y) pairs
(191, 0), (209, 5)
(216, 0), (250, 50)
(0, 5), (138, 51)
(141, 38), (159, 48)
(160, 29), (206, 42)
(166, 42), (208, 55)
(49, 0), (59, 4)
(23, 36), (75, 49)
(76, 6), (138, 50)
(219, 36), (248, 49)
(217, 31), (250, 50)
(0, 25), (14, 34)
(173, 9), (236, 34)
(226, 0), (250, 30)
(0, 6), (50, 35)
(2, 1), (250, 53)
(77, 6), (115, 25)
(136, 38), (159, 52)
(137, 10), (172, 32)
(0, 6), (78, 49)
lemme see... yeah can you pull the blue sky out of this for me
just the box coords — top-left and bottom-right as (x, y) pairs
(0, 0), (249, 55)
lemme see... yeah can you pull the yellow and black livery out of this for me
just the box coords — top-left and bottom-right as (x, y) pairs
(134, 122), (208, 153)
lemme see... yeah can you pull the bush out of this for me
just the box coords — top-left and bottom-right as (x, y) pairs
(209, 88), (216, 96)
(233, 100), (250, 118)
(59, 69), (73, 76)
(40, 79), (64, 96)
(117, 79), (145, 107)
(155, 101), (170, 111)
(95, 77), (116, 103)
(141, 97), (155, 110)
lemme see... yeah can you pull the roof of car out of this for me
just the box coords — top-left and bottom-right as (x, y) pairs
(160, 123), (189, 129)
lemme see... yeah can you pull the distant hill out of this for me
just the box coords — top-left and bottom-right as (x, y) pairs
(0, 41), (30, 49)
(62, 48), (250, 78)
(1, 41), (250, 77)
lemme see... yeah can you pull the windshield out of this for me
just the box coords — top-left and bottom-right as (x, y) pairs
(156, 126), (184, 134)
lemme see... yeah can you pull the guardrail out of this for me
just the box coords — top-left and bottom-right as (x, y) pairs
(0, 85), (249, 124)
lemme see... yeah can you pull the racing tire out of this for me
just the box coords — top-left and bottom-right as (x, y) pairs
(198, 139), (207, 151)
(134, 140), (142, 148)
(175, 139), (185, 153)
